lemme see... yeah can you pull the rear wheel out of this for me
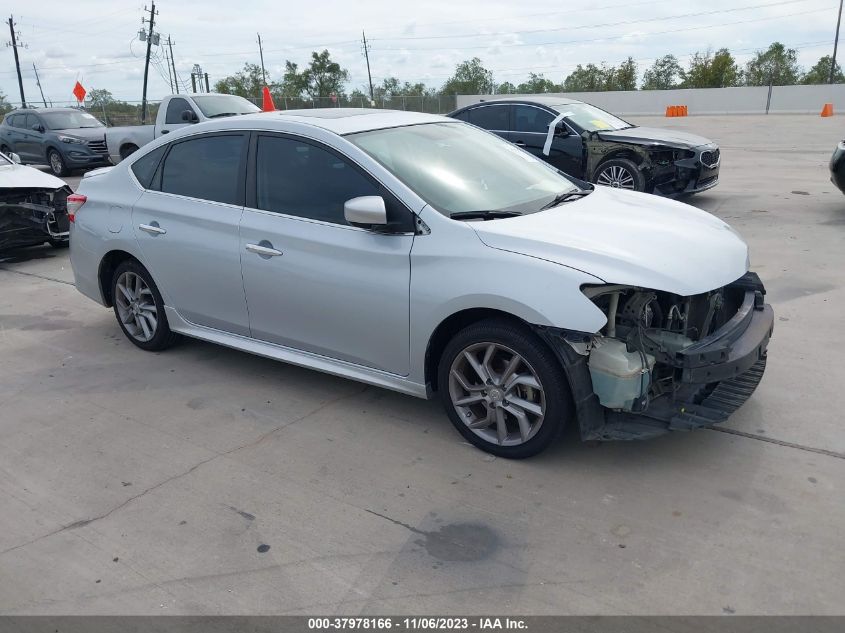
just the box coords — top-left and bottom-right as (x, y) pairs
(111, 260), (178, 351)
(437, 318), (572, 458)
(594, 158), (645, 192)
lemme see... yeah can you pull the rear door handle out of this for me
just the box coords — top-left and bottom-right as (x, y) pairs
(139, 223), (166, 235)
(246, 242), (283, 257)
(514, 141), (526, 147)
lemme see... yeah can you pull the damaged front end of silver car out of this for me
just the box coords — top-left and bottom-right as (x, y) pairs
(0, 186), (71, 252)
(537, 272), (774, 441)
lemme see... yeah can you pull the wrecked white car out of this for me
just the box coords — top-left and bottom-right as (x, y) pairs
(0, 151), (71, 252)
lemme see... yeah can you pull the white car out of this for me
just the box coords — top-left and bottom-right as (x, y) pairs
(69, 110), (773, 458)
(0, 150), (71, 252)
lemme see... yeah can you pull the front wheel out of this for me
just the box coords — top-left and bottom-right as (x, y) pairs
(594, 158), (645, 192)
(111, 260), (178, 351)
(48, 149), (68, 177)
(437, 318), (572, 459)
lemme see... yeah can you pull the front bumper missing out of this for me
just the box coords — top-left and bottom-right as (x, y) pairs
(537, 277), (774, 442)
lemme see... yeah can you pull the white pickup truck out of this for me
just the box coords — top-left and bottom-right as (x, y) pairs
(105, 93), (261, 164)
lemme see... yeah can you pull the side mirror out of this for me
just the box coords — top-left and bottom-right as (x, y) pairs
(344, 196), (387, 228)
(31, 124), (44, 133)
(181, 110), (199, 122)
(9, 152), (21, 164)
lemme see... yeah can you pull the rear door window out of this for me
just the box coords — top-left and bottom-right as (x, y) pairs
(468, 105), (509, 132)
(159, 133), (245, 205)
(131, 145), (167, 189)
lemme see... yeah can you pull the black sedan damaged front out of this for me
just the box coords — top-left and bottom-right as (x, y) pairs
(587, 126), (721, 197)
(538, 273), (773, 441)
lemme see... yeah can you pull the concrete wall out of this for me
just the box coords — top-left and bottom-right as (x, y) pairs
(456, 84), (845, 115)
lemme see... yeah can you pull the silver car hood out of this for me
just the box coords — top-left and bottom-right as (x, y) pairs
(471, 187), (748, 297)
(0, 163), (66, 190)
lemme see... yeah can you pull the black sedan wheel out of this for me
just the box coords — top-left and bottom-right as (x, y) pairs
(594, 158), (645, 192)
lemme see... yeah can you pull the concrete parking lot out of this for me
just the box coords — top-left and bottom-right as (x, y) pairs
(0, 115), (843, 615)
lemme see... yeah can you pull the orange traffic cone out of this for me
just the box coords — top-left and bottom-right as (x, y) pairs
(821, 103), (834, 117)
(665, 105), (674, 117)
(262, 86), (276, 112)
(682, 105), (689, 116)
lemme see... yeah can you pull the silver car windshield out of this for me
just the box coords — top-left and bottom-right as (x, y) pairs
(348, 122), (578, 216)
(192, 95), (261, 118)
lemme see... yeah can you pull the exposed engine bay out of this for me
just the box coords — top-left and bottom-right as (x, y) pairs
(0, 186), (71, 252)
(543, 272), (774, 441)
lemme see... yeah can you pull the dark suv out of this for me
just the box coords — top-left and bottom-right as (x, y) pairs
(449, 97), (720, 197)
(0, 108), (111, 176)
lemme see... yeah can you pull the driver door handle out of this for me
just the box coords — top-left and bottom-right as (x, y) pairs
(246, 243), (283, 257)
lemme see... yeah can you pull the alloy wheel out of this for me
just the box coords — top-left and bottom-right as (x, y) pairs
(448, 342), (546, 447)
(115, 271), (158, 342)
(49, 152), (64, 175)
(596, 165), (636, 189)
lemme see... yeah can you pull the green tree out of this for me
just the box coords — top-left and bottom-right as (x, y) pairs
(641, 55), (682, 90)
(611, 57), (638, 91)
(271, 61), (309, 99)
(0, 90), (13, 115)
(682, 48), (742, 88)
(496, 81), (516, 94)
(563, 63), (606, 91)
(300, 50), (349, 99)
(213, 63), (266, 99)
(86, 88), (115, 108)
(802, 55), (845, 84)
(441, 57), (494, 94)
(744, 42), (801, 86)
(516, 72), (560, 93)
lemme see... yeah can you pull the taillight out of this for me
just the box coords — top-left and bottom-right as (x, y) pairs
(66, 194), (87, 223)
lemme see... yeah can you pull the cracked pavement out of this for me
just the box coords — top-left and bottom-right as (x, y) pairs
(0, 115), (843, 615)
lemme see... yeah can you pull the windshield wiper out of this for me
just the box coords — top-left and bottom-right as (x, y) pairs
(539, 190), (593, 210)
(208, 112), (239, 119)
(450, 210), (523, 221)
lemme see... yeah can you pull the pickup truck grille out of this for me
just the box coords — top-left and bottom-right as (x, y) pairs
(87, 138), (108, 155)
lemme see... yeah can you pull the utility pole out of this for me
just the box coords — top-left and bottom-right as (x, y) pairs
(32, 63), (47, 107)
(140, 2), (157, 124)
(163, 46), (174, 93)
(361, 31), (374, 104)
(257, 32), (267, 86)
(167, 36), (179, 94)
(832, 0), (844, 83)
(6, 15), (27, 108)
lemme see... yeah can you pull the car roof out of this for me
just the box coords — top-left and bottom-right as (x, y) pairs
(6, 107), (91, 115)
(212, 108), (450, 135)
(463, 96), (586, 109)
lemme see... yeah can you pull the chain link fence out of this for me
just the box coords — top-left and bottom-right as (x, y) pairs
(2, 94), (458, 127)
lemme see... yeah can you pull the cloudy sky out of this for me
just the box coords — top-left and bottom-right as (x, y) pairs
(1, 0), (840, 105)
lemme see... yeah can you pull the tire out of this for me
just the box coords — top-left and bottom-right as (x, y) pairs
(48, 149), (68, 177)
(111, 259), (179, 351)
(593, 158), (645, 192)
(119, 144), (139, 160)
(437, 318), (573, 459)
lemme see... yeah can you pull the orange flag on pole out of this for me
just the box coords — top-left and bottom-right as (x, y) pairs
(72, 81), (87, 104)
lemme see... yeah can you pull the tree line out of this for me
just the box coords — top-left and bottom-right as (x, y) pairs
(0, 40), (841, 116)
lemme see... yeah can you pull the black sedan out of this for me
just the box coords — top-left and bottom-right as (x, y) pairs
(448, 97), (720, 197)
(830, 141), (845, 193)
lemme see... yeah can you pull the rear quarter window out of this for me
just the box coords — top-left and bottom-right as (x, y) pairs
(130, 145), (167, 189)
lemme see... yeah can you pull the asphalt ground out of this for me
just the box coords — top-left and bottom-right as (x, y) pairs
(0, 115), (842, 615)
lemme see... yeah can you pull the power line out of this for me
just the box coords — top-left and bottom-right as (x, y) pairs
(373, 6), (834, 51)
